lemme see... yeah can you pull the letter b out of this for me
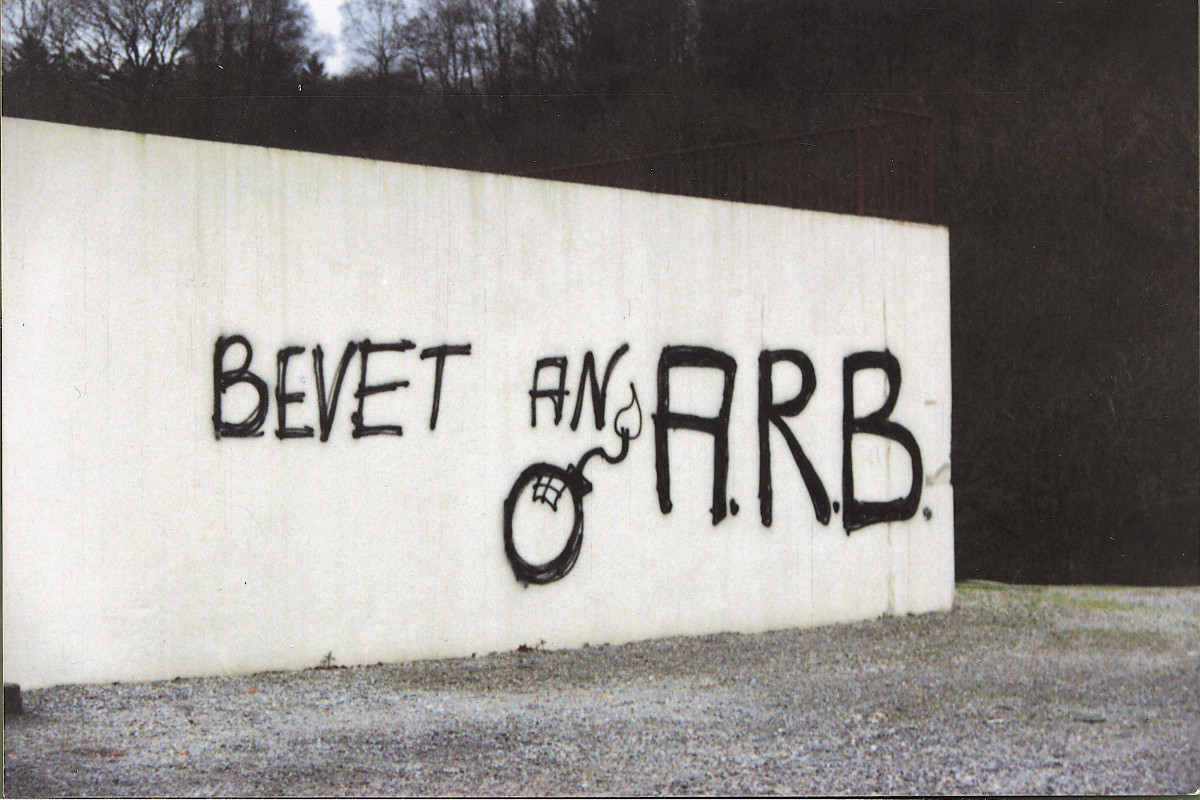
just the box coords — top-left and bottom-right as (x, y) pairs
(842, 351), (923, 532)
(213, 335), (269, 439)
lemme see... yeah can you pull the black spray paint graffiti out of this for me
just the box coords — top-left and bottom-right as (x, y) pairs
(652, 345), (925, 534)
(503, 384), (642, 584)
(653, 346), (737, 525)
(213, 335), (471, 440)
(841, 350), (924, 531)
(213, 336), (926, 586)
(758, 349), (831, 526)
(506, 344), (926, 586)
(529, 344), (630, 429)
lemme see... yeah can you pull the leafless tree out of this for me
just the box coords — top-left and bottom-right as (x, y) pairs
(473, 0), (519, 97)
(2, 0), (85, 70)
(184, 0), (320, 94)
(339, 0), (406, 79)
(403, 0), (482, 94)
(79, 0), (199, 86)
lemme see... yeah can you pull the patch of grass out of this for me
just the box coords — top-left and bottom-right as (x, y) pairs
(1060, 596), (1140, 614)
(959, 582), (1047, 597)
(958, 580), (1011, 591)
(1048, 628), (1175, 652)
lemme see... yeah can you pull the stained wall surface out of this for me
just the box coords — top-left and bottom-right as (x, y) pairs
(2, 119), (953, 689)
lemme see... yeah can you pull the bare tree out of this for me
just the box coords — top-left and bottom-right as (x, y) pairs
(473, 0), (519, 97)
(402, 0), (491, 94)
(2, 0), (85, 71)
(241, 0), (317, 89)
(79, 0), (199, 89)
(515, 0), (591, 90)
(339, 0), (406, 79)
(184, 0), (320, 94)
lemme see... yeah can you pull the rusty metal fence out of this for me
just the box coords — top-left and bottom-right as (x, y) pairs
(518, 106), (934, 224)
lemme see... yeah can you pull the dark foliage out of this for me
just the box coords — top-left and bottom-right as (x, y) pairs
(3, 0), (1196, 584)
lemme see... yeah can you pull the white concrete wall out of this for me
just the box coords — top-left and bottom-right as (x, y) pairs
(2, 119), (953, 689)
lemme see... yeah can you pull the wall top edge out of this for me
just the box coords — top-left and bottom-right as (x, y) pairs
(1, 115), (948, 233)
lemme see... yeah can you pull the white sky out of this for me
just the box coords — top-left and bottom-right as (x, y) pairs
(306, 0), (346, 74)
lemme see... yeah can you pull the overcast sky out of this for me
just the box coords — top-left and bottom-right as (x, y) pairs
(307, 0), (346, 73)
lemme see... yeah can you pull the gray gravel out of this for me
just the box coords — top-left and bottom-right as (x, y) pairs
(4, 583), (1198, 796)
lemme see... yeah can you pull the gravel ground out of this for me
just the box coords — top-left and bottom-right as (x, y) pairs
(4, 582), (1198, 797)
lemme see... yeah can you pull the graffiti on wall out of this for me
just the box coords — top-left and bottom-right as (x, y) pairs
(212, 335), (473, 439)
(505, 383), (642, 584)
(214, 337), (928, 586)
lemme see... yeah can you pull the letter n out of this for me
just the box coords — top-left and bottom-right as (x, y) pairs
(570, 344), (630, 430)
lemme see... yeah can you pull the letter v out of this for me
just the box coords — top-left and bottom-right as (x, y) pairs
(313, 342), (358, 442)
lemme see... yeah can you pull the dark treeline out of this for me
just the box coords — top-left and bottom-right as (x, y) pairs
(4, 0), (1197, 584)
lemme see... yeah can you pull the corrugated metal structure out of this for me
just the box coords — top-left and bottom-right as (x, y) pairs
(519, 106), (934, 224)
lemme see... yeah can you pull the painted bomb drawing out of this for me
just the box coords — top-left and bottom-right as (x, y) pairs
(503, 385), (642, 585)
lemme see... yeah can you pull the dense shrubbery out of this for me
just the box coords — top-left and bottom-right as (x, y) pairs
(4, 0), (1196, 583)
